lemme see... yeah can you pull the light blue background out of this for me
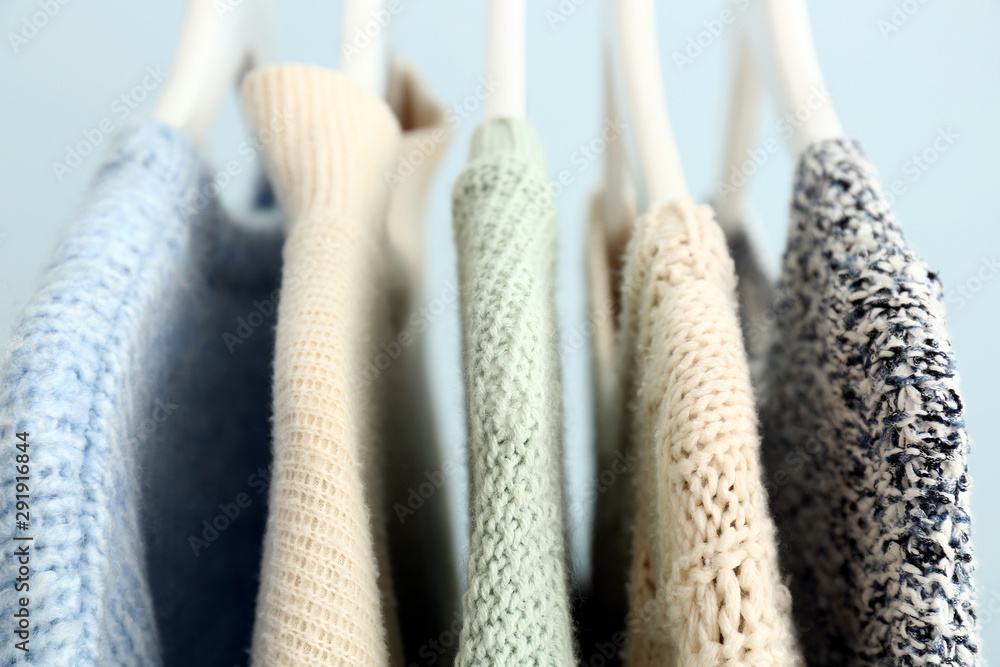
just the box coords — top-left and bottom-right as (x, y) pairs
(2, 0), (997, 660)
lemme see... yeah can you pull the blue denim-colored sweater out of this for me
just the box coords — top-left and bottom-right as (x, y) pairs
(0, 122), (282, 666)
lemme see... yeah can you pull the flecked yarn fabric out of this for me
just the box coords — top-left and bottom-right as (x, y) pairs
(0, 121), (281, 666)
(757, 138), (978, 665)
(451, 118), (577, 666)
(616, 199), (802, 666)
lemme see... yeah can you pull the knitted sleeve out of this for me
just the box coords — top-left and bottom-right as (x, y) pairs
(0, 122), (200, 667)
(760, 138), (977, 665)
(451, 118), (577, 666)
(620, 200), (802, 666)
(241, 65), (404, 666)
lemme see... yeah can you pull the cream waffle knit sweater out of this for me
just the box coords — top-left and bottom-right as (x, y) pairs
(241, 65), (404, 666)
(615, 200), (802, 666)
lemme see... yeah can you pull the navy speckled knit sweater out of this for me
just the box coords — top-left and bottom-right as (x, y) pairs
(755, 138), (977, 665)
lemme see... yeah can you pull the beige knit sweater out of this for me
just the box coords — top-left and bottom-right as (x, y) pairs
(586, 190), (635, 637)
(608, 199), (802, 665)
(241, 64), (450, 666)
(379, 65), (460, 665)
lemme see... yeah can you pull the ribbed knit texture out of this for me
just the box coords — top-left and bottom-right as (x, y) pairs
(241, 65), (404, 666)
(452, 118), (577, 666)
(757, 138), (977, 665)
(0, 122), (281, 666)
(617, 199), (802, 666)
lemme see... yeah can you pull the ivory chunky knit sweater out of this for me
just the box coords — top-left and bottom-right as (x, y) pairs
(0, 122), (281, 666)
(757, 139), (977, 665)
(452, 118), (577, 665)
(242, 65), (404, 666)
(615, 200), (801, 665)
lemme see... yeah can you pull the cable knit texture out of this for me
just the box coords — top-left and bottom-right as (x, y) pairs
(0, 122), (281, 666)
(757, 138), (978, 665)
(617, 199), (802, 666)
(452, 118), (577, 666)
(241, 65), (404, 666)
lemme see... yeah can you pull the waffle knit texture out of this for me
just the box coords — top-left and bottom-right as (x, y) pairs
(241, 65), (404, 666)
(756, 138), (977, 665)
(452, 118), (577, 666)
(0, 122), (281, 666)
(616, 199), (802, 665)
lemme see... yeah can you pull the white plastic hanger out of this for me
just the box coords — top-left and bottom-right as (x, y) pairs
(153, 0), (275, 144)
(341, 0), (390, 98)
(607, 0), (688, 210)
(714, 36), (764, 231)
(485, 0), (525, 118)
(602, 47), (629, 233)
(715, 0), (842, 227)
(743, 0), (842, 158)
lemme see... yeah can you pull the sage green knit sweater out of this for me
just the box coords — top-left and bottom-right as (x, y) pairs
(452, 118), (577, 666)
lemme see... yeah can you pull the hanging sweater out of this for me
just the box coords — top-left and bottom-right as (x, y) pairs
(379, 64), (460, 666)
(585, 190), (635, 656)
(714, 205), (778, 380)
(757, 138), (978, 665)
(615, 199), (802, 666)
(241, 65), (404, 666)
(451, 118), (577, 666)
(0, 122), (281, 666)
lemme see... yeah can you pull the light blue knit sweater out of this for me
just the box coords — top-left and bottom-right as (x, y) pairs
(0, 122), (281, 665)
